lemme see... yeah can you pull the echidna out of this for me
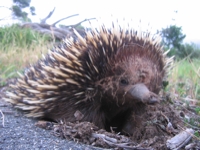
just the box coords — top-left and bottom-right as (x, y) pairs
(4, 22), (173, 134)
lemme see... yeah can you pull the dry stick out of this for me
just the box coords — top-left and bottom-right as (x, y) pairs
(70, 18), (96, 28)
(0, 109), (5, 127)
(159, 111), (178, 134)
(61, 18), (96, 29)
(189, 58), (200, 78)
(182, 119), (200, 130)
(0, 10), (13, 21)
(92, 133), (144, 149)
(0, 104), (7, 107)
(41, 7), (56, 24)
(178, 125), (200, 141)
(174, 102), (200, 130)
(92, 133), (117, 143)
(160, 111), (169, 122)
(51, 14), (79, 27)
(101, 139), (141, 149)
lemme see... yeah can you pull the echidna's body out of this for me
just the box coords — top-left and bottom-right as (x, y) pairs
(5, 22), (173, 133)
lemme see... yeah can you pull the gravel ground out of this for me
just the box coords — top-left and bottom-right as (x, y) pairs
(0, 87), (103, 150)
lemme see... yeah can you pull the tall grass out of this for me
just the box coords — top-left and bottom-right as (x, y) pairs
(168, 58), (200, 100)
(0, 24), (50, 50)
(0, 24), (52, 86)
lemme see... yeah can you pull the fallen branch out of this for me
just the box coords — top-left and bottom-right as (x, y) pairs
(61, 18), (96, 28)
(51, 14), (79, 27)
(92, 133), (149, 150)
(41, 7), (56, 24)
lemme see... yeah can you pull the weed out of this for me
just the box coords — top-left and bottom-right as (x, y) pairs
(168, 58), (200, 100)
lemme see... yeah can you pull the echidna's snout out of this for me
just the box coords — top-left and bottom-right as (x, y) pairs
(127, 83), (160, 104)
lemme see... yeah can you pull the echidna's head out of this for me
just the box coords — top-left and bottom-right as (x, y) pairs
(68, 24), (173, 110)
(94, 42), (166, 107)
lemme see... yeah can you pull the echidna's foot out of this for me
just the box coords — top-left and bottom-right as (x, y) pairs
(128, 83), (160, 104)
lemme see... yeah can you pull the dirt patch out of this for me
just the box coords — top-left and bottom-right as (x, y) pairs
(36, 99), (185, 149)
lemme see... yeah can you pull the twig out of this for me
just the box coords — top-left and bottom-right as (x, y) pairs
(51, 14), (79, 27)
(41, 7), (56, 24)
(160, 111), (169, 122)
(0, 104), (7, 107)
(91, 133), (149, 149)
(104, 140), (151, 149)
(92, 133), (117, 143)
(178, 125), (200, 140)
(60, 18), (96, 29)
(70, 18), (96, 28)
(188, 57), (200, 78)
(181, 120), (200, 130)
(0, 6), (11, 10)
(0, 109), (5, 127)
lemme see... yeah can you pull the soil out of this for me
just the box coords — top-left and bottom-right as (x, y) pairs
(0, 85), (197, 150)
(48, 100), (184, 150)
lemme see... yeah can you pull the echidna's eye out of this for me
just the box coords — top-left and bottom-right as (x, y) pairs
(120, 79), (129, 86)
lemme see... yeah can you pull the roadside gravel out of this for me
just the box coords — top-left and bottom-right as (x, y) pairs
(0, 87), (102, 150)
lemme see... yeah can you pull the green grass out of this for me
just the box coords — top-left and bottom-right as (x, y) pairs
(0, 24), (52, 86)
(168, 58), (200, 100)
(0, 24), (50, 50)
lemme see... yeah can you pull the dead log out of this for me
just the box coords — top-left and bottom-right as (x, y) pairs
(21, 9), (95, 40)
(166, 128), (194, 149)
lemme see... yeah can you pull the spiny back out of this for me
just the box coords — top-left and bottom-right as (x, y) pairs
(4, 22), (173, 121)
